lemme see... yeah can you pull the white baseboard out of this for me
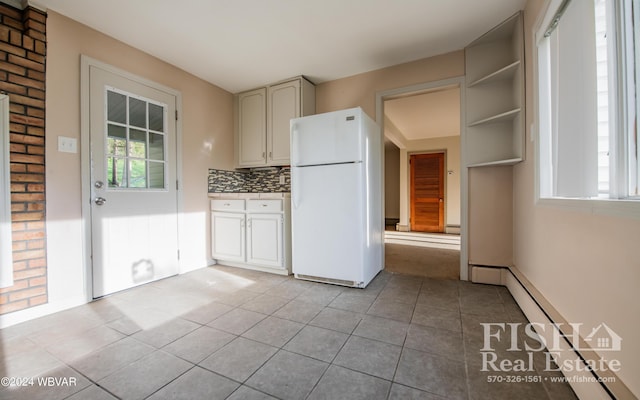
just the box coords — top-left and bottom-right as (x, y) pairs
(470, 265), (502, 284)
(0, 295), (86, 329)
(446, 225), (461, 234)
(214, 261), (290, 276)
(396, 224), (410, 232)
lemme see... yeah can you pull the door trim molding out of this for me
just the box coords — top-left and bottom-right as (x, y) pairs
(375, 76), (468, 280)
(80, 55), (184, 301)
(0, 94), (12, 288)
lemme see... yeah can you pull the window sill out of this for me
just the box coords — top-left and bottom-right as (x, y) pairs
(536, 197), (640, 220)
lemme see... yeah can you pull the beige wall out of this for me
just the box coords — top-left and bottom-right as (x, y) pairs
(316, 51), (464, 117)
(514, 0), (640, 396)
(44, 12), (233, 309)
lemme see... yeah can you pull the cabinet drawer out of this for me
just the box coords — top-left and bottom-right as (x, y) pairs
(247, 199), (282, 212)
(211, 199), (245, 211)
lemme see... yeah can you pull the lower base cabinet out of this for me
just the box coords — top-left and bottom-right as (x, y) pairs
(211, 211), (245, 262)
(211, 197), (291, 275)
(246, 213), (283, 267)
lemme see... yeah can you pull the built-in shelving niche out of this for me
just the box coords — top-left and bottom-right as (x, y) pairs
(465, 12), (524, 167)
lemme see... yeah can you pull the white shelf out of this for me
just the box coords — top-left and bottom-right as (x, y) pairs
(468, 11), (520, 46)
(468, 60), (521, 87)
(467, 158), (523, 168)
(465, 11), (524, 168)
(468, 108), (520, 127)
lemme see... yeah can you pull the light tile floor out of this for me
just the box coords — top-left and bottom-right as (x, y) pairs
(0, 266), (577, 400)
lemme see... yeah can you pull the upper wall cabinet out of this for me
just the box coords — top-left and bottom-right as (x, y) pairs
(465, 12), (524, 167)
(236, 77), (315, 168)
(237, 88), (267, 167)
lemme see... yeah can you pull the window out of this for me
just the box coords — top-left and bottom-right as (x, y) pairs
(537, 0), (639, 200)
(105, 87), (167, 189)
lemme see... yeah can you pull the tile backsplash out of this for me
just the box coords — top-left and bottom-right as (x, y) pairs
(208, 168), (291, 193)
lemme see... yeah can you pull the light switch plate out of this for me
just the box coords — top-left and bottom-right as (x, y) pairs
(58, 136), (77, 153)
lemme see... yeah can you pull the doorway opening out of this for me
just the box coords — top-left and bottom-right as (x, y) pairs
(377, 78), (464, 280)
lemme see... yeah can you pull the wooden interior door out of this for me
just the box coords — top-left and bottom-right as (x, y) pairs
(410, 153), (445, 232)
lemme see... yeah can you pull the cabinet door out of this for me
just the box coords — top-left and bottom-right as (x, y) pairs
(211, 212), (245, 262)
(267, 80), (300, 165)
(246, 213), (283, 268)
(238, 88), (267, 167)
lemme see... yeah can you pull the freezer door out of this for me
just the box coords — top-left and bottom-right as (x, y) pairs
(291, 163), (364, 283)
(291, 108), (363, 167)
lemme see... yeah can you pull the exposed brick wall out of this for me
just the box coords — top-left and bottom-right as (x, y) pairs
(0, 3), (47, 315)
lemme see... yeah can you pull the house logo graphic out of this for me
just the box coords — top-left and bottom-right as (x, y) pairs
(583, 323), (622, 351)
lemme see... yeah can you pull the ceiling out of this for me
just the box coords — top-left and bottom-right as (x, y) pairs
(34, 0), (525, 93)
(384, 87), (460, 144)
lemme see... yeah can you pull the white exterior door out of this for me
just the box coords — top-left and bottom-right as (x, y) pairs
(89, 66), (179, 298)
(247, 213), (283, 268)
(211, 212), (245, 262)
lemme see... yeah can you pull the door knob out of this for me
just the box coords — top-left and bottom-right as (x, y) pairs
(94, 197), (107, 206)
(94, 180), (104, 189)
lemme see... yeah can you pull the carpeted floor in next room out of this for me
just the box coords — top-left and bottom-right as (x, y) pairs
(385, 243), (460, 280)
(384, 231), (461, 280)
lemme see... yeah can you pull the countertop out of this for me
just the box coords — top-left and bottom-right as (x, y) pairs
(208, 192), (291, 199)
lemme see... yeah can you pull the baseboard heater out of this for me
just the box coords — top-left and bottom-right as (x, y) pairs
(471, 265), (634, 400)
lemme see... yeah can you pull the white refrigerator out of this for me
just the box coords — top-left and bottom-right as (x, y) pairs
(290, 107), (383, 288)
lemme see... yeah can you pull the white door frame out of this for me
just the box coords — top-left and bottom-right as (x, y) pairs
(375, 76), (468, 280)
(80, 55), (184, 300)
(0, 94), (12, 288)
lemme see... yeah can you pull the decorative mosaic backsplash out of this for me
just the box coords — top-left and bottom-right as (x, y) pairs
(208, 168), (291, 193)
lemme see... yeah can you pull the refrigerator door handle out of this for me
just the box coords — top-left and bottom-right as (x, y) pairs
(291, 125), (299, 166)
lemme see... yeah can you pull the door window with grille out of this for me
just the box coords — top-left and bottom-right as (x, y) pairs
(106, 87), (167, 189)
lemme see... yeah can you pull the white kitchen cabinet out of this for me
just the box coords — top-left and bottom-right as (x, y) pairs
(237, 88), (267, 167)
(268, 80), (300, 165)
(247, 213), (283, 268)
(210, 196), (291, 275)
(236, 77), (315, 167)
(211, 211), (245, 262)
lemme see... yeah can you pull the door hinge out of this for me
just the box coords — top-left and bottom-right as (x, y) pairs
(175, 110), (178, 121)
(176, 180), (179, 190)
(177, 250), (180, 260)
